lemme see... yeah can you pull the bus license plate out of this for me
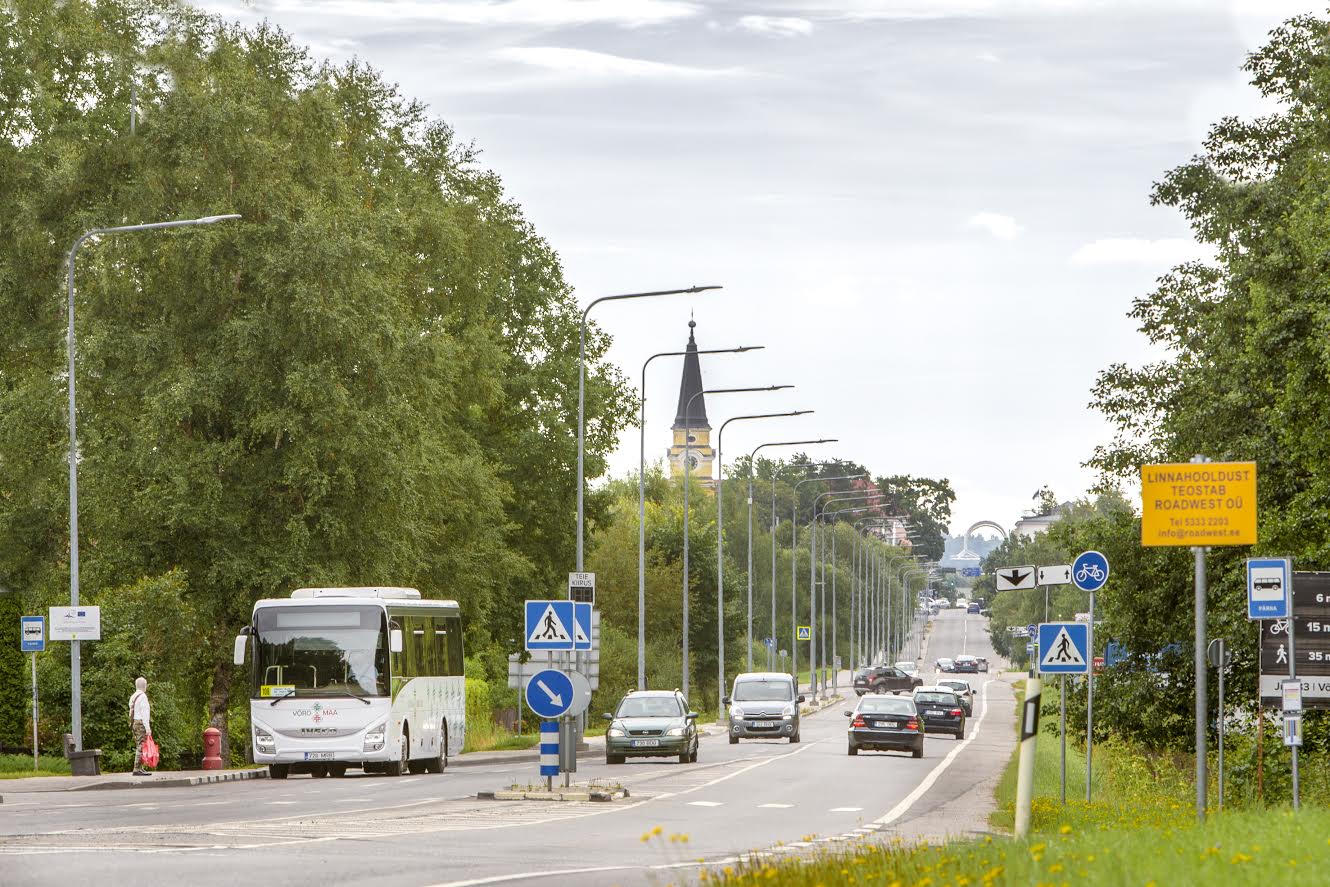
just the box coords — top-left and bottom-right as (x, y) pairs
(304, 752), (334, 761)
(631, 739), (659, 748)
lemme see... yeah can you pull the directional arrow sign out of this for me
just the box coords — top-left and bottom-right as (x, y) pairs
(995, 566), (1037, 592)
(1037, 565), (1072, 587)
(525, 668), (575, 719)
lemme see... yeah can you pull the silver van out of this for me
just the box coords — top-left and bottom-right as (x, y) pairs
(722, 672), (804, 744)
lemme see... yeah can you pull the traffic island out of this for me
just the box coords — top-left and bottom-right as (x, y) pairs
(477, 781), (629, 803)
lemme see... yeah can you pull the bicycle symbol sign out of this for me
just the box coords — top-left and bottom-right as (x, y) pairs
(1072, 550), (1110, 592)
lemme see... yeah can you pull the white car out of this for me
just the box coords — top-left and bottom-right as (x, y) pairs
(894, 660), (919, 678)
(936, 679), (974, 715)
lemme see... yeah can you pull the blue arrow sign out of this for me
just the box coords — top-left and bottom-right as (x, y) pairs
(525, 669), (575, 719)
(1038, 622), (1090, 674)
(20, 616), (44, 653)
(525, 600), (576, 651)
(1072, 550), (1110, 592)
(1247, 557), (1291, 620)
(573, 602), (592, 652)
(1026, 623), (1036, 639)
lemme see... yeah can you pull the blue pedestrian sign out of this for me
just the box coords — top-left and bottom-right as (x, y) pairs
(1072, 551), (1110, 592)
(20, 616), (44, 653)
(525, 669), (576, 719)
(572, 602), (592, 652)
(525, 600), (576, 651)
(1038, 622), (1089, 674)
(796, 625), (811, 641)
(1247, 557), (1291, 620)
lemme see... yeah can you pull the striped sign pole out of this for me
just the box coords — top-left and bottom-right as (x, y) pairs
(540, 721), (559, 790)
(1014, 677), (1042, 838)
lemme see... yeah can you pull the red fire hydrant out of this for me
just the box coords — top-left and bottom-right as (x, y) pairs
(202, 727), (223, 770)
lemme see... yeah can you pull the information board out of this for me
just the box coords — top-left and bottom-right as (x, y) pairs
(1260, 572), (1330, 709)
(1140, 461), (1256, 547)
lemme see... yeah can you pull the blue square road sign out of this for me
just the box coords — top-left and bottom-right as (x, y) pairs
(1037, 622), (1090, 675)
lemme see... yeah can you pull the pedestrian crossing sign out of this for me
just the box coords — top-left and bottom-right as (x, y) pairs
(1037, 622), (1089, 674)
(525, 600), (576, 651)
(797, 625), (811, 641)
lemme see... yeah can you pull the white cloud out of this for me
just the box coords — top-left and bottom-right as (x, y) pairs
(1068, 238), (1217, 266)
(966, 212), (1025, 240)
(493, 46), (742, 79)
(257, 0), (700, 27)
(738, 15), (814, 36)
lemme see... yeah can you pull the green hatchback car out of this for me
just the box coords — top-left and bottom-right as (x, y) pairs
(603, 690), (699, 764)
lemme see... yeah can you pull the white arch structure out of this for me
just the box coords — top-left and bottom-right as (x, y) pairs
(956, 520), (1008, 561)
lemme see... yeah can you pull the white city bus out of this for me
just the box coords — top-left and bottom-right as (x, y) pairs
(234, 587), (464, 779)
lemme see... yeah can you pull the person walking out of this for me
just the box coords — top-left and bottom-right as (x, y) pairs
(129, 676), (153, 776)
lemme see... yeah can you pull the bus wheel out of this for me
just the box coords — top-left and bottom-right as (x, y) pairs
(388, 728), (409, 777)
(328, 763), (348, 778)
(268, 764), (289, 780)
(426, 726), (448, 774)
(311, 765), (329, 778)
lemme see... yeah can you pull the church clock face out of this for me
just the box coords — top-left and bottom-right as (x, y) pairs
(687, 454), (699, 470)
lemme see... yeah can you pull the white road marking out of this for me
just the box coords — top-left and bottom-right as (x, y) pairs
(266, 801), (298, 805)
(872, 678), (996, 827)
(757, 803), (792, 809)
(687, 801), (723, 807)
(424, 865), (635, 887)
(828, 807), (862, 812)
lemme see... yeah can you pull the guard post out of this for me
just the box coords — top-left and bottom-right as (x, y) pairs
(1014, 676), (1041, 838)
(539, 722), (559, 791)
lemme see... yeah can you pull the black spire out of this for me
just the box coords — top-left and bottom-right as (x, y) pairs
(672, 319), (709, 430)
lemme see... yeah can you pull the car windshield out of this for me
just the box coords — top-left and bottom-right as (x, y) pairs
(858, 698), (914, 715)
(616, 696), (683, 718)
(915, 692), (959, 705)
(253, 605), (388, 698)
(939, 682), (969, 693)
(895, 662), (915, 671)
(732, 680), (793, 702)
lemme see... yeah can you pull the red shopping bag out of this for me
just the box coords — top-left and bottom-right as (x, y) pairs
(141, 735), (160, 769)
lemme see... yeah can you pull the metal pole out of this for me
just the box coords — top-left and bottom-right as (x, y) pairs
(32, 653), (39, 771)
(65, 214), (239, 750)
(1060, 674), (1067, 805)
(832, 527), (838, 693)
(1289, 595), (1299, 810)
(771, 479), (778, 672)
(1217, 647), (1224, 811)
(1194, 543), (1208, 821)
(792, 514), (798, 683)
(810, 510), (817, 695)
(747, 474), (755, 672)
(1087, 589), (1095, 802)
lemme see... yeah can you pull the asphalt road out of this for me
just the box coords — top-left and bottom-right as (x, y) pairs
(1, 609), (1012, 887)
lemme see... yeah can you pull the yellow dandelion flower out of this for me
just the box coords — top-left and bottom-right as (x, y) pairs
(1230, 853), (1253, 864)
(1059, 825), (1073, 834)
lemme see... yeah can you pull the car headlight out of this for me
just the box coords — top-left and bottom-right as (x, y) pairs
(254, 727), (275, 751)
(363, 723), (386, 752)
(730, 707), (744, 720)
(666, 726), (686, 737)
(781, 703), (796, 718)
(607, 727), (625, 737)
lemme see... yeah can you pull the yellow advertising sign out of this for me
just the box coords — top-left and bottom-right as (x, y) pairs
(1140, 461), (1257, 547)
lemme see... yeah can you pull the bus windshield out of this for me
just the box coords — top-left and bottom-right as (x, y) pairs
(253, 605), (388, 698)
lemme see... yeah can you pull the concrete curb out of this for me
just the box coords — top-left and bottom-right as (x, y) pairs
(478, 786), (628, 802)
(0, 768), (266, 800)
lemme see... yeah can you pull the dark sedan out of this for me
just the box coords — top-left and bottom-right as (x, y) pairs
(845, 695), (924, 757)
(912, 687), (967, 739)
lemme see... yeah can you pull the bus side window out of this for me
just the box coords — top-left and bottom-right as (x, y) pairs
(447, 616), (464, 675)
(433, 619), (448, 676)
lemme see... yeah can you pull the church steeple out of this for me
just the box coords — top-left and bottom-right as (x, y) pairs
(667, 318), (715, 480)
(672, 319), (710, 430)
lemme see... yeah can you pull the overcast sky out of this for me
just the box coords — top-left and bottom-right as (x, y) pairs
(202, 0), (1317, 534)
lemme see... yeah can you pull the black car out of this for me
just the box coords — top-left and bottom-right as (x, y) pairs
(952, 655), (980, 674)
(912, 687), (967, 739)
(845, 695), (924, 757)
(853, 664), (923, 696)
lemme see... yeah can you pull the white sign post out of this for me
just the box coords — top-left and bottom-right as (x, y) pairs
(48, 607), (100, 641)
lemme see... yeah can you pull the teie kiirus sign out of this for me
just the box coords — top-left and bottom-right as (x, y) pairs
(1140, 461), (1256, 547)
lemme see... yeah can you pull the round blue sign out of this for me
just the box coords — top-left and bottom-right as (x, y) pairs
(525, 669), (575, 719)
(1072, 550), (1110, 592)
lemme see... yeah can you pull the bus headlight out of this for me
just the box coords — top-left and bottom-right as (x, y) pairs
(254, 727), (275, 752)
(364, 724), (386, 752)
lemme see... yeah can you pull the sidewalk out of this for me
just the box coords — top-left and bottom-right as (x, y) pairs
(0, 768), (266, 797)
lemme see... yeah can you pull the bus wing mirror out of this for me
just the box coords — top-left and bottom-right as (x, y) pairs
(233, 635), (247, 666)
(390, 629), (404, 653)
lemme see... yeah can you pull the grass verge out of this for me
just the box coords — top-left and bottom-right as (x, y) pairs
(0, 753), (71, 778)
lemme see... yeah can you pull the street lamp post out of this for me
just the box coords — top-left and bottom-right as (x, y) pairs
(823, 504), (890, 694)
(65, 213), (240, 750)
(680, 385), (789, 703)
(811, 490), (885, 696)
(746, 445), (836, 672)
(637, 345), (760, 689)
(577, 286), (721, 573)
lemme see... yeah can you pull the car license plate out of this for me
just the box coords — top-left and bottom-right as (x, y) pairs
(751, 721), (775, 728)
(927, 710), (943, 716)
(304, 752), (334, 761)
(631, 739), (659, 748)
(878, 720), (899, 728)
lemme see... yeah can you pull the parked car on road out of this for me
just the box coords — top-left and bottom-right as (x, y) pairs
(853, 664), (924, 696)
(912, 687), (967, 738)
(603, 690), (699, 765)
(845, 695), (924, 757)
(724, 672), (803, 744)
(936, 679), (974, 715)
